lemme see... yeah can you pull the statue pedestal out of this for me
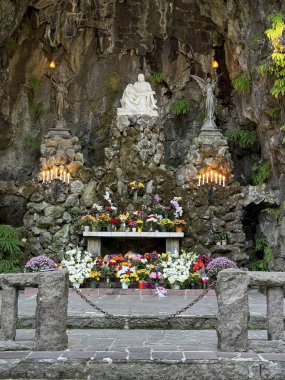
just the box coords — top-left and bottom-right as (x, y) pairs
(201, 118), (218, 130)
(47, 120), (71, 138)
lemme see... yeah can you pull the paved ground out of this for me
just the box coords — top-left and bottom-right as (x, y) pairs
(1, 289), (282, 317)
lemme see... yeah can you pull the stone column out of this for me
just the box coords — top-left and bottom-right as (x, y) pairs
(266, 286), (284, 340)
(87, 237), (101, 256)
(216, 269), (250, 352)
(35, 270), (69, 351)
(0, 286), (18, 340)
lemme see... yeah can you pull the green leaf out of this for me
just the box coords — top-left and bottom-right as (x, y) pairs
(251, 161), (271, 186)
(171, 98), (189, 116)
(232, 72), (252, 94)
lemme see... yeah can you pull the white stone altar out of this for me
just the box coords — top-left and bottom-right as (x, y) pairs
(83, 231), (184, 256)
(117, 73), (158, 117)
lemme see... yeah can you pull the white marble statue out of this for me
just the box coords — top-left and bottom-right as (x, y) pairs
(191, 75), (219, 129)
(117, 74), (158, 117)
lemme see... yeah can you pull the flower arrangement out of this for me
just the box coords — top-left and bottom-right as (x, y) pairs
(161, 250), (198, 286)
(136, 219), (143, 226)
(119, 212), (130, 222)
(206, 257), (238, 279)
(25, 256), (57, 272)
(61, 247), (94, 287)
(116, 264), (139, 285)
(173, 219), (186, 226)
(92, 203), (103, 212)
(96, 214), (111, 227)
(110, 218), (121, 226)
(149, 270), (163, 285)
(170, 197), (183, 218)
(158, 218), (173, 231)
(81, 214), (96, 226)
(189, 271), (201, 284)
(128, 181), (145, 190)
(87, 270), (101, 282)
(128, 220), (137, 227)
(137, 268), (150, 280)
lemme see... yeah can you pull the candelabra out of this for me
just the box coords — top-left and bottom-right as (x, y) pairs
(39, 167), (70, 184)
(197, 170), (226, 188)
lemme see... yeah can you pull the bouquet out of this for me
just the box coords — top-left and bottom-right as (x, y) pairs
(61, 247), (94, 287)
(161, 250), (198, 285)
(81, 214), (95, 226)
(206, 257), (237, 279)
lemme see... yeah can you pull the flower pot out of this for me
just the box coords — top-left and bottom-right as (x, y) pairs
(216, 241), (221, 246)
(132, 227), (136, 232)
(84, 225), (90, 233)
(171, 283), (180, 290)
(122, 282), (129, 289)
(120, 222), (126, 232)
(105, 277), (111, 288)
(137, 226), (143, 233)
(138, 280), (145, 289)
(89, 283), (97, 288)
(175, 226), (183, 233)
(222, 240), (227, 245)
(133, 190), (138, 202)
(72, 282), (81, 289)
(100, 226), (108, 232)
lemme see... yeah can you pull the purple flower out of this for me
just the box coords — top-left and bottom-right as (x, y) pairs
(25, 256), (57, 272)
(153, 195), (161, 205)
(206, 257), (237, 279)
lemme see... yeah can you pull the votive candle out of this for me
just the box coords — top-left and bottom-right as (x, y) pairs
(198, 175), (201, 187)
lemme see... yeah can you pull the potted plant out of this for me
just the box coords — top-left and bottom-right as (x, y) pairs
(128, 220), (137, 232)
(86, 270), (101, 288)
(128, 181), (145, 201)
(146, 214), (158, 232)
(110, 218), (121, 231)
(158, 218), (173, 232)
(220, 232), (229, 245)
(215, 235), (222, 245)
(116, 264), (139, 289)
(188, 272), (201, 289)
(173, 219), (186, 233)
(81, 214), (96, 232)
(96, 213), (111, 231)
(118, 212), (130, 231)
(206, 257), (238, 280)
(136, 268), (150, 289)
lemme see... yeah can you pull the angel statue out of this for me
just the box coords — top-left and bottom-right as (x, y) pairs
(191, 75), (220, 129)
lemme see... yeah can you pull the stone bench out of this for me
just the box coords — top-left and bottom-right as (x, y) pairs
(0, 269), (68, 351)
(216, 269), (285, 352)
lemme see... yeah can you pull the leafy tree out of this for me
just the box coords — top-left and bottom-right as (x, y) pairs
(0, 225), (22, 273)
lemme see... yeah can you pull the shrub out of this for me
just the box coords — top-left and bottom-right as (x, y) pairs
(206, 257), (238, 279)
(226, 129), (256, 149)
(251, 162), (271, 185)
(24, 256), (57, 272)
(150, 72), (163, 84)
(0, 225), (22, 273)
(232, 72), (252, 94)
(171, 98), (189, 116)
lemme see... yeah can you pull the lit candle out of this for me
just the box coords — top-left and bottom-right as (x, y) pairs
(223, 175), (225, 187)
(206, 172), (209, 184)
(215, 172), (218, 183)
(219, 174), (222, 186)
(46, 170), (49, 183)
(67, 173), (70, 184)
(198, 175), (201, 187)
(54, 167), (58, 179)
(63, 171), (66, 183)
(60, 169), (63, 181)
(202, 174), (205, 185)
(42, 171), (45, 183)
(210, 170), (213, 182)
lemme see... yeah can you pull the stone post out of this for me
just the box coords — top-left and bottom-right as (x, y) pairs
(0, 286), (18, 340)
(34, 270), (69, 351)
(266, 287), (284, 340)
(216, 269), (250, 352)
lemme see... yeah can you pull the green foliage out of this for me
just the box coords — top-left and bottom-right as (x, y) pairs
(23, 136), (42, 151)
(0, 225), (21, 273)
(259, 13), (285, 98)
(171, 98), (189, 116)
(262, 207), (280, 220)
(251, 161), (271, 185)
(232, 72), (252, 94)
(27, 77), (41, 92)
(29, 102), (43, 118)
(267, 106), (281, 121)
(251, 238), (274, 271)
(150, 72), (163, 84)
(5, 38), (17, 52)
(226, 129), (256, 149)
(250, 32), (265, 44)
(280, 125), (285, 144)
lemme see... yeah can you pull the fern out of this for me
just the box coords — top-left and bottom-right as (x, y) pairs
(29, 102), (43, 118)
(0, 225), (21, 273)
(150, 72), (163, 84)
(262, 207), (280, 220)
(27, 77), (41, 92)
(171, 98), (189, 116)
(251, 162), (271, 185)
(226, 129), (256, 149)
(251, 238), (274, 271)
(232, 72), (252, 94)
(255, 238), (267, 252)
(267, 106), (280, 121)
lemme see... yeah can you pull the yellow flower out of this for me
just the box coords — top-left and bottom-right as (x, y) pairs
(138, 182), (144, 187)
(161, 253), (168, 259)
(150, 264), (155, 269)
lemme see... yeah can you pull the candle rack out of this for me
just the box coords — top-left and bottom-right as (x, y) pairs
(197, 169), (226, 188)
(39, 167), (71, 185)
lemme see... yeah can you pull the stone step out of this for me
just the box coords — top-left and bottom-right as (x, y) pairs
(17, 314), (279, 330)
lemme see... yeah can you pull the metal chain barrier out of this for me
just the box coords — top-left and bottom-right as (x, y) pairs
(71, 281), (216, 328)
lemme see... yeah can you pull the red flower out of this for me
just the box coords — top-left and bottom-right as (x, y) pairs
(111, 219), (121, 225)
